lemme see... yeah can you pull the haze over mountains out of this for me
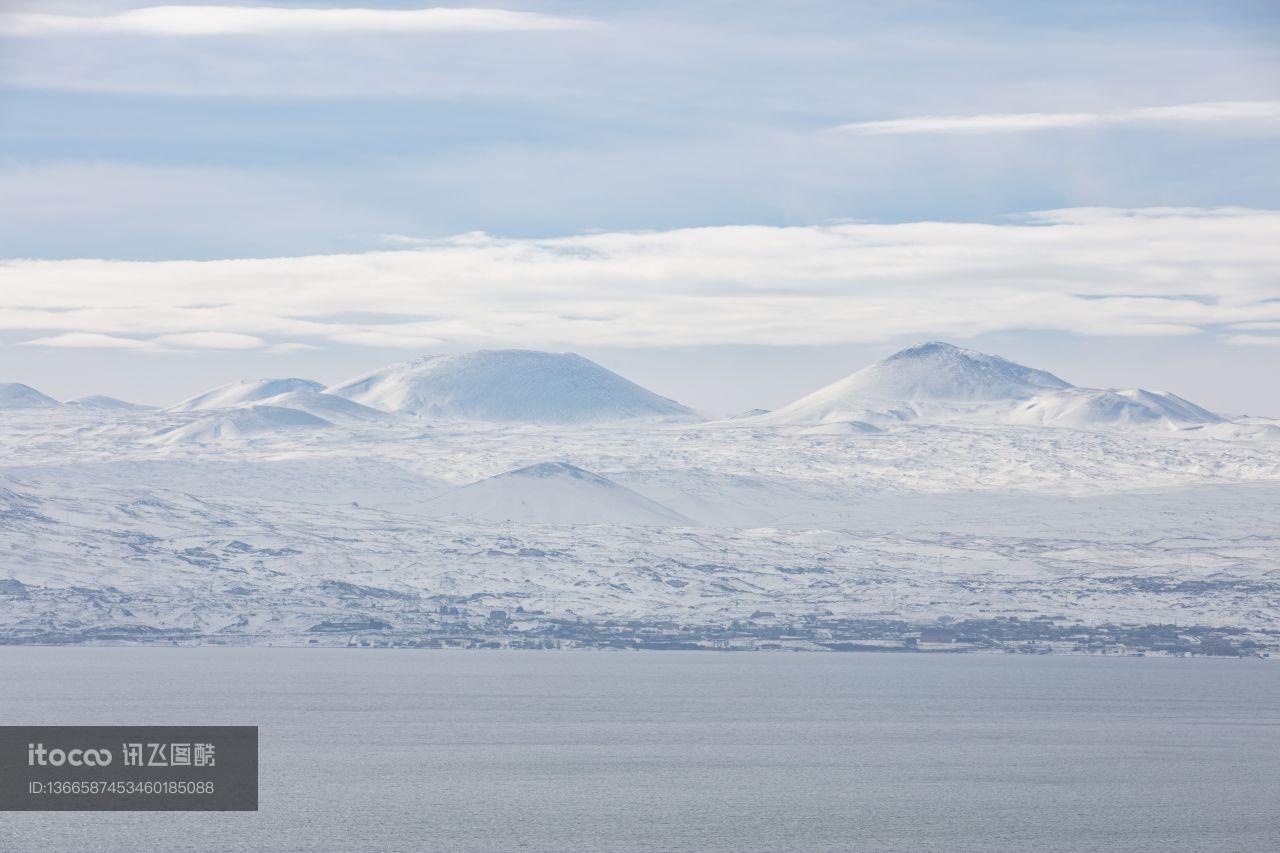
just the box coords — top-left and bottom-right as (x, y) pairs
(2, 341), (1278, 648)
(6, 343), (1269, 437)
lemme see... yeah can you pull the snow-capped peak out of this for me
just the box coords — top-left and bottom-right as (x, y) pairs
(326, 349), (699, 424)
(746, 342), (1225, 433)
(67, 395), (153, 411)
(0, 382), (60, 409)
(1008, 387), (1223, 430)
(756, 342), (1071, 425)
(154, 405), (331, 444)
(854, 341), (1071, 402)
(167, 378), (325, 412)
(424, 460), (693, 525)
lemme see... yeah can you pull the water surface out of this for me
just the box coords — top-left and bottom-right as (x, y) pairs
(1, 649), (1276, 852)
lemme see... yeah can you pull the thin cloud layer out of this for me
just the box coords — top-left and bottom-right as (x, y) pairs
(22, 331), (274, 351)
(21, 333), (156, 350)
(3, 208), (1278, 351)
(154, 331), (267, 349)
(0, 5), (599, 37)
(1227, 334), (1280, 347)
(835, 101), (1280, 135)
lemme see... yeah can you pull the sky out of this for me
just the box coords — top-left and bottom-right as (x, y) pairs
(1, 0), (1278, 416)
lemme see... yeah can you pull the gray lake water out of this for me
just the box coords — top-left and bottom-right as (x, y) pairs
(1, 649), (1277, 852)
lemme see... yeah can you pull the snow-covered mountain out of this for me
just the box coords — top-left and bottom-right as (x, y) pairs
(2, 343), (1280, 648)
(0, 382), (60, 409)
(6, 398), (1278, 648)
(327, 350), (699, 424)
(1191, 421), (1280, 441)
(67, 395), (153, 412)
(168, 377), (325, 412)
(251, 390), (391, 424)
(154, 405), (331, 444)
(824, 341), (1070, 402)
(1008, 388), (1222, 430)
(799, 420), (882, 436)
(753, 342), (1223, 432)
(756, 342), (1069, 425)
(2, 342), (1278, 649)
(424, 461), (693, 525)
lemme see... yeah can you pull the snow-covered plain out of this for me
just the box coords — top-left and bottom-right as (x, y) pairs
(1, 346), (1277, 648)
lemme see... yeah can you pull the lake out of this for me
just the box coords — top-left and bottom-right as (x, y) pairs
(1, 649), (1277, 851)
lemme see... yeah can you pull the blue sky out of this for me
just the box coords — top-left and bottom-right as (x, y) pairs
(1, 1), (1278, 414)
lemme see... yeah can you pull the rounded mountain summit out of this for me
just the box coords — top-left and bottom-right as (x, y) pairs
(752, 341), (1221, 431)
(326, 349), (699, 424)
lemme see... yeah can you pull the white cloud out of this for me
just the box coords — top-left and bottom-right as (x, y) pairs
(2, 208), (1278, 351)
(834, 101), (1280, 135)
(328, 328), (447, 349)
(1226, 334), (1280, 347)
(20, 332), (156, 349)
(266, 342), (321, 354)
(19, 330), (279, 351)
(154, 332), (267, 349)
(0, 6), (598, 38)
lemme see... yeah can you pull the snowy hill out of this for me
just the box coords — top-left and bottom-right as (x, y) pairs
(3, 358), (1279, 648)
(799, 420), (883, 436)
(154, 405), (331, 444)
(168, 378), (325, 412)
(1008, 388), (1223, 431)
(1188, 421), (1280, 441)
(757, 342), (1070, 425)
(252, 390), (391, 424)
(326, 350), (699, 424)
(753, 342), (1222, 432)
(67, 395), (154, 412)
(0, 383), (60, 409)
(423, 461), (693, 525)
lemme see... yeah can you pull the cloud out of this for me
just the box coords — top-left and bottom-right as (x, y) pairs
(153, 332), (267, 349)
(21, 332), (156, 349)
(266, 342), (321, 354)
(1226, 334), (1280, 347)
(19, 330), (278, 351)
(0, 6), (599, 38)
(328, 328), (447, 349)
(2, 208), (1278, 351)
(834, 101), (1280, 135)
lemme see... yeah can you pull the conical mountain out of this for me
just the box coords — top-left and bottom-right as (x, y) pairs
(0, 383), (60, 409)
(759, 342), (1070, 425)
(327, 349), (698, 424)
(168, 378), (325, 412)
(423, 461), (692, 525)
